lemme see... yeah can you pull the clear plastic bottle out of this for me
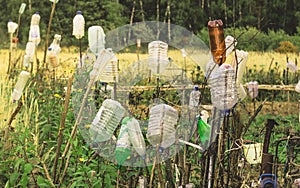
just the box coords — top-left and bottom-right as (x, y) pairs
(115, 119), (131, 166)
(88, 26), (105, 55)
(146, 104), (178, 149)
(49, 34), (61, 55)
(25, 42), (35, 62)
(126, 117), (146, 157)
(209, 63), (238, 110)
(189, 85), (201, 109)
(47, 48), (59, 68)
(89, 99), (125, 142)
(11, 71), (31, 102)
(148, 41), (169, 74)
(89, 49), (116, 80)
(23, 55), (30, 68)
(247, 81), (258, 99)
(73, 11), (85, 39)
(98, 54), (118, 83)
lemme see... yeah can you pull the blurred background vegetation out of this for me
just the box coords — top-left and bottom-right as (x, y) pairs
(0, 0), (300, 53)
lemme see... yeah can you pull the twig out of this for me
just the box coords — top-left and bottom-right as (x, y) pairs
(40, 158), (55, 187)
(7, 100), (23, 130)
(242, 98), (267, 137)
(53, 74), (73, 181)
(43, 0), (57, 67)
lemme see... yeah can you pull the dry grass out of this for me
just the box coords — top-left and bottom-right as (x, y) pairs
(0, 48), (297, 130)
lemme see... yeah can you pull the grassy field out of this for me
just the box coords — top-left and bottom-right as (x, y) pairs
(1, 48), (298, 76)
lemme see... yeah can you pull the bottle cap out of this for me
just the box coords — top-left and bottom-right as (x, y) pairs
(35, 11), (39, 14)
(194, 85), (199, 90)
(77, 10), (82, 15)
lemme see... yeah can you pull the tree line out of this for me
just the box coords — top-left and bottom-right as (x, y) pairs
(0, 0), (300, 51)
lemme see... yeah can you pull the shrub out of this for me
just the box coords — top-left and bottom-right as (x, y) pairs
(274, 41), (298, 53)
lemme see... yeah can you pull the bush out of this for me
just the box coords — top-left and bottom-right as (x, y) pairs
(275, 41), (298, 53)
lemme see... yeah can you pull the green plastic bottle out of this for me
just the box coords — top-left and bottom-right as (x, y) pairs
(197, 117), (211, 144)
(115, 117), (131, 167)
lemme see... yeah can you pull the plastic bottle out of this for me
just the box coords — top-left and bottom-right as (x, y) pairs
(209, 63), (238, 110)
(189, 85), (201, 109)
(89, 99), (125, 142)
(29, 25), (40, 45)
(73, 11), (85, 39)
(25, 42), (35, 62)
(225, 35), (237, 57)
(126, 117), (146, 157)
(88, 26), (105, 55)
(98, 53), (118, 83)
(208, 20), (226, 65)
(148, 41), (169, 74)
(197, 116), (211, 144)
(49, 0), (59, 3)
(49, 34), (61, 55)
(115, 119), (131, 166)
(23, 55), (30, 67)
(205, 56), (219, 78)
(234, 50), (248, 86)
(89, 49), (116, 80)
(11, 71), (31, 102)
(247, 81), (258, 99)
(286, 61), (298, 73)
(47, 48), (59, 68)
(48, 34), (61, 68)
(28, 12), (41, 45)
(7, 20), (18, 34)
(238, 84), (247, 100)
(19, 3), (26, 14)
(146, 104), (178, 149)
(30, 12), (40, 25)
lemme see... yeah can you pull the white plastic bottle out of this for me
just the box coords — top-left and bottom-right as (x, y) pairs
(11, 71), (31, 102)
(30, 12), (40, 25)
(29, 12), (41, 45)
(189, 85), (201, 109)
(89, 99), (125, 142)
(148, 41), (169, 74)
(146, 104), (178, 149)
(73, 11), (85, 39)
(126, 117), (146, 157)
(88, 26), (105, 55)
(7, 20), (18, 34)
(49, 34), (61, 55)
(209, 63), (238, 110)
(29, 25), (40, 45)
(25, 42), (35, 62)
